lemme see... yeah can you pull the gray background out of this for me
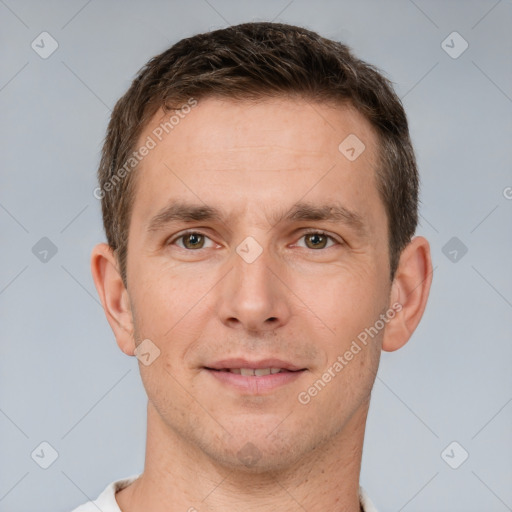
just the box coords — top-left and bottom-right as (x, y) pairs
(1, 1), (511, 511)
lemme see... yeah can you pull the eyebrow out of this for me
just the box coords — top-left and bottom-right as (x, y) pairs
(146, 200), (367, 236)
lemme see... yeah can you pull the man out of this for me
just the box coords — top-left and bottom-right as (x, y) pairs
(74, 21), (432, 512)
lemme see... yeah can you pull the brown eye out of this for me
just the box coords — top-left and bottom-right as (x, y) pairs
(295, 231), (339, 250)
(170, 232), (212, 250)
(304, 232), (330, 249)
(181, 233), (205, 249)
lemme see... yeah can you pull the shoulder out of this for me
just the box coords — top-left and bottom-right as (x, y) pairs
(69, 474), (141, 512)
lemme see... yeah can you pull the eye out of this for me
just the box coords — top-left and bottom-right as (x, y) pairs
(168, 230), (341, 251)
(296, 230), (339, 250)
(170, 231), (216, 250)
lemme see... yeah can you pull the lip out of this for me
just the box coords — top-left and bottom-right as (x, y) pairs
(203, 358), (307, 394)
(205, 358), (305, 372)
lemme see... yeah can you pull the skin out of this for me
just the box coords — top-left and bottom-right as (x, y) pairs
(91, 96), (432, 512)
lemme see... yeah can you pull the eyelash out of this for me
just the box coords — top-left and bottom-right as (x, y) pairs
(168, 229), (341, 250)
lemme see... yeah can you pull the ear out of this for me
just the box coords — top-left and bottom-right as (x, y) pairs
(90, 243), (136, 356)
(382, 236), (433, 352)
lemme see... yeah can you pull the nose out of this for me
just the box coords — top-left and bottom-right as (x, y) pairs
(216, 242), (292, 333)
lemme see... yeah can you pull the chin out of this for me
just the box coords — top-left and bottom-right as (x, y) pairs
(199, 425), (319, 474)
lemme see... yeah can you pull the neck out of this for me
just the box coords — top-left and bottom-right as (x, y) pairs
(116, 399), (369, 512)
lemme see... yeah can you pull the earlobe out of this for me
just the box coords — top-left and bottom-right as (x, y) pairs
(90, 243), (136, 356)
(382, 236), (433, 352)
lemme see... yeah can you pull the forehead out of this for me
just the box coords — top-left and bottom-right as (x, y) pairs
(143, 96), (377, 165)
(129, 96), (383, 232)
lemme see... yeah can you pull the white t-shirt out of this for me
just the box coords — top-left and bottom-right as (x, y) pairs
(70, 474), (378, 511)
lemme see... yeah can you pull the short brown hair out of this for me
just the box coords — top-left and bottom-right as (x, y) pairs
(97, 21), (419, 286)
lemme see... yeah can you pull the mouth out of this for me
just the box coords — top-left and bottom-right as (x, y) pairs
(203, 359), (307, 394)
(207, 367), (295, 376)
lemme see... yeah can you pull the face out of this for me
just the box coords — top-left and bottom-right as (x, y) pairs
(124, 97), (392, 471)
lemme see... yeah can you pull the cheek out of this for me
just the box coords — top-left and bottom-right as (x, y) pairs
(291, 261), (388, 345)
(131, 264), (193, 330)
(130, 267), (214, 375)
